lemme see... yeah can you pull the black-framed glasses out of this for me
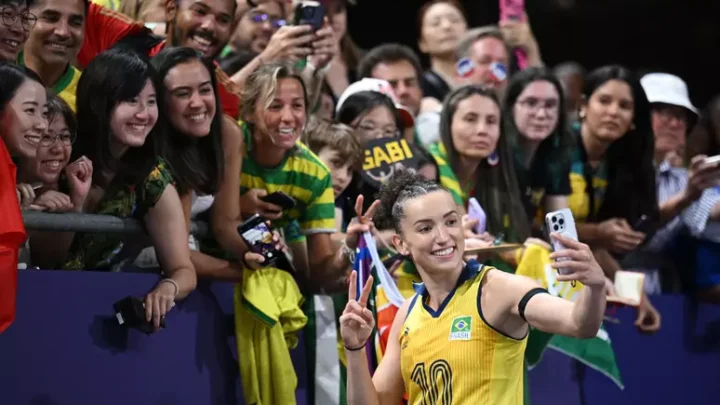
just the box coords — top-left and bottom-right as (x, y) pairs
(0, 7), (37, 31)
(39, 131), (76, 147)
(249, 12), (286, 29)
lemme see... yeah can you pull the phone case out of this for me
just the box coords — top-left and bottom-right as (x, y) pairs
(467, 197), (487, 234)
(261, 191), (296, 210)
(704, 155), (720, 165)
(499, 0), (528, 70)
(237, 215), (278, 265)
(545, 208), (578, 276)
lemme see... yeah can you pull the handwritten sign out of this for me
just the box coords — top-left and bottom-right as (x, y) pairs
(361, 138), (423, 188)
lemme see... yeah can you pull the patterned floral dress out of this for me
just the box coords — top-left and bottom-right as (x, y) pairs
(63, 158), (175, 271)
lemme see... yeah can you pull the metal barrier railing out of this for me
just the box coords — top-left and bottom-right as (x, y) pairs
(21, 211), (210, 237)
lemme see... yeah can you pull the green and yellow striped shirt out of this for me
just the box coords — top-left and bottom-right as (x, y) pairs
(241, 123), (336, 238)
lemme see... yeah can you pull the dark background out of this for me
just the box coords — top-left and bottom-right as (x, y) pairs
(347, 0), (720, 111)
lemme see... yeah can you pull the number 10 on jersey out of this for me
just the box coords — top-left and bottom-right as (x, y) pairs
(410, 359), (453, 404)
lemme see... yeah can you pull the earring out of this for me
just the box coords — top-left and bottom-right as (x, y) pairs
(578, 110), (586, 120)
(487, 151), (499, 166)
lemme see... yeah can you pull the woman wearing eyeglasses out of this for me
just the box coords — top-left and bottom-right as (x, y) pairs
(16, 93), (93, 268)
(502, 67), (573, 231)
(0, 0), (36, 62)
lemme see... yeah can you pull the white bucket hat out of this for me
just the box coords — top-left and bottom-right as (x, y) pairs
(335, 78), (415, 129)
(640, 73), (698, 115)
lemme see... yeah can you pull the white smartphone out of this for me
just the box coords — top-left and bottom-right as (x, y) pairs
(704, 155), (720, 165)
(545, 208), (579, 276)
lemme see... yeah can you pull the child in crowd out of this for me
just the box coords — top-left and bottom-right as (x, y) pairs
(301, 116), (363, 233)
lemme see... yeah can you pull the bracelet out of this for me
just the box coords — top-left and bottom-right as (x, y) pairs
(340, 239), (356, 265)
(159, 278), (179, 298)
(344, 341), (367, 351)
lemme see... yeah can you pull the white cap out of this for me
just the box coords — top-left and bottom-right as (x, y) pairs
(640, 73), (697, 115)
(335, 78), (415, 128)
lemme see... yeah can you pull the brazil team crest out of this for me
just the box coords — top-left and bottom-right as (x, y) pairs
(449, 316), (472, 341)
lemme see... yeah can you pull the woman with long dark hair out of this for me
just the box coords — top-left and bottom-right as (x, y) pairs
(0, 62), (48, 207)
(434, 85), (529, 244)
(570, 65), (656, 252)
(63, 48), (196, 330)
(147, 46), (248, 281)
(503, 67), (573, 228)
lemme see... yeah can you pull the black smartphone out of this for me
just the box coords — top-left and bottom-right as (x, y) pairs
(113, 296), (166, 335)
(294, 0), (325, 31)
(632, 215), (653, 234)
(237, 214), (279, 266)
(260, 191), (296, 210)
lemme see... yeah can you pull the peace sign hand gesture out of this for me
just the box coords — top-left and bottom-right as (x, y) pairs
(340, 272), (375, 350)
(345, 195), (381, 250)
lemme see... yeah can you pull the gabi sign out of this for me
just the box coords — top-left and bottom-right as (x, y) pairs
(361, 138), (423, 188)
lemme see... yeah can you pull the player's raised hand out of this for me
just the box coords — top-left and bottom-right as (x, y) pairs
(340, 271), (375, 350)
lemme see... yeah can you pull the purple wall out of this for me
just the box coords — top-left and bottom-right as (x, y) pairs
(1, 270), (719, 404)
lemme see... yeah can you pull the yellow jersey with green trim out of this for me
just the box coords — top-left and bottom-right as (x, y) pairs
(567, 132), (608, 223)
(400, 261), (527, 405)
(17, 52), (81, 112)
(239, 122), (336, 238)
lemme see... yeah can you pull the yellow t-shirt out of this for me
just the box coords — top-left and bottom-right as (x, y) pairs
(400, 261), (527, 405)
(17, 52), (80, 112)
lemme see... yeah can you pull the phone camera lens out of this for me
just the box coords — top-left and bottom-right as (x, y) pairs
(553, 225), (559, 231)
(559, 219), (564, 225)
(552, 216), (557, 223)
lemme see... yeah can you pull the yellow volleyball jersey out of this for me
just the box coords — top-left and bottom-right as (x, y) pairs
(399, 261), (528, 405)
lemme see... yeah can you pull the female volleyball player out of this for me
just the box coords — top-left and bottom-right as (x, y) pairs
(340, 170), (606, 405)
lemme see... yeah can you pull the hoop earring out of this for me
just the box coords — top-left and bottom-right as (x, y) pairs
(487, 151), (499, 166)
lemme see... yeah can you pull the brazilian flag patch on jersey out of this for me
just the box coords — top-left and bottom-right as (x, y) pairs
(449, 316), (472, 341)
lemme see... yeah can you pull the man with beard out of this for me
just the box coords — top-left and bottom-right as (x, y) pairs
(78, 0), (242, 118)
(19, 0), (86, 111)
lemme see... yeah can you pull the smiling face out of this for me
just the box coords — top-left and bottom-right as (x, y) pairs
(32, 112), (72, 183)
(450, 93), (501, 159)
(393, 189), (465, 274)
(163, 59), (216, 138)
(108, 79), (158, 156)
(1, 78), (48, 159)
(0, 1), (31, 62)
(581, 79), (635, 144)
(25, 0), (85, 67)
(169, 0), (234, 59)
(256, 77), (306, 150)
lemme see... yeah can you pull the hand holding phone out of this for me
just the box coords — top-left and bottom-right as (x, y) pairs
(294, 1), (326, 31)
(467, 197), (487, 234)
(260, 191), (296, 210)
(238, 214), (281, 267)
(545, 208), (578, 276)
